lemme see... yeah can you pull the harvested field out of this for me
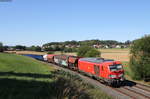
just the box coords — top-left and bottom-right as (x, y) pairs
(99, 48), (130, 62)
(61, 48), (130, 62)
(5, 51), (46, 55)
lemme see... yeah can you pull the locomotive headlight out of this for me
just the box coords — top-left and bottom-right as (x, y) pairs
(109, 75), (117, 78)
(118, 73), (123, 77)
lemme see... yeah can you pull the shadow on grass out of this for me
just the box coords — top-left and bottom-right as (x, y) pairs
(0, 71), (90, 99)
(0, 71), (53, 79)
(0, 78), (55, 99)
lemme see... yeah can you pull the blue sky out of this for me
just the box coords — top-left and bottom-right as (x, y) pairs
(0, 0), (150, 46)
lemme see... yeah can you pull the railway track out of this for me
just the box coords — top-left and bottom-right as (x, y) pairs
(125, 83), (150, 99)
(113, 86), (150, 99)
(45, 62), (150, 99)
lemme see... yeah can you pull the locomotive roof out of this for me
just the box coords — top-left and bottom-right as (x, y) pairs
(79, 58), (114, 63)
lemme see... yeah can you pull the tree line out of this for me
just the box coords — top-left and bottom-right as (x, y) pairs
(42, 39), (131, 52)
(0, 44), (42, 52)
(0, 39), (131, 52)
(43, 39), (131, 46)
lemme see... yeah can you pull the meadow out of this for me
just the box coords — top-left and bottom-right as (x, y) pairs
(0, 53), (111, 99)
(99, 48), (130, 62)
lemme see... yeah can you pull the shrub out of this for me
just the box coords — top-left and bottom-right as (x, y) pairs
(129, 35), (150, 81)
(47, 51), (54, 54)
(77, 46), (101, 57)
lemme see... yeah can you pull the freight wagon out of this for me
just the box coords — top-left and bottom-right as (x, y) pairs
(54, 55), (69, 67)
(47, 54), (56, 63)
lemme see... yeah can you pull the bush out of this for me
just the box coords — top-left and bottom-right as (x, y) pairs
(47, 51), (54, 54)
(63, 48), (78, 53)
(129, 35), (150, 81)
(77, 46), (101, 57)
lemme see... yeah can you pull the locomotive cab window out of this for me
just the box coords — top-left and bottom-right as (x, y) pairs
(109, 64), (123, 71)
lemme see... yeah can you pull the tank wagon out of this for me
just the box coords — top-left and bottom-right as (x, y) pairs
(44, 54), (125, 86)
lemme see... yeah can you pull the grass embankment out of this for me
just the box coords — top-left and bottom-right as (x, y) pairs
(0, 53), (111, 99)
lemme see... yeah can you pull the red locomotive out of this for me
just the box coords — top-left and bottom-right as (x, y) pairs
(44, 54), (125, 86)
(78, 58), (124, 85)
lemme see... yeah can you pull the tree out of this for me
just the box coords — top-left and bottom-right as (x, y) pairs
(14, 45), (26, 50)
(27, 46), (41, 52)
(3, 46), (9, 51)
(77, 46), (101, 57)
(0, 42), (3, 52)
(77, 46), (92, 57)
(129, 35), (150, 81)
(44, 47), (54, 51)
(125, 40), (131, 45)
(35, 46), (41, 52)
(85, 48), (100, 57)
(27, 46), (36, 51)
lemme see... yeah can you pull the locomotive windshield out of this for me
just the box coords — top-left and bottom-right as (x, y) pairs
(109, 64), (123, 71)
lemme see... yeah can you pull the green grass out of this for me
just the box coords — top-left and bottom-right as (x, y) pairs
(0, 53), (53, 81)
(0, 53), (55, 99)
(0, 53), (112, 99)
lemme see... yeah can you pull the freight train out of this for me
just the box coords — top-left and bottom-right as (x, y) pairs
(43, 54), (125, 86)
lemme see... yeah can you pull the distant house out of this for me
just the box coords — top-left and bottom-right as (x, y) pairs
(104, 45), (109, 49)
(116, 45), (121, 48)
(7, 47), (15, 51)
(93, 44), (104, 49)
(93, 45), (98, 48)
(110, 45), (116, 48)
(121, 45), (128, 48)
(76, 45), (80, 48)
(65, 45), (69, 48)
(65, 45), (72, 48)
